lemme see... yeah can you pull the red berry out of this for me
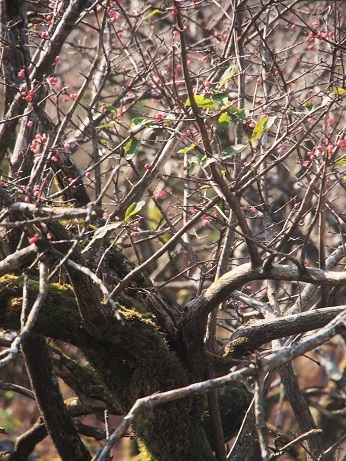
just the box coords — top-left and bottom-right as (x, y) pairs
(51, 156), (59, 163)
(85, 172), (91, 178)
(144, 164), (151, 170)
(172, 7), (178, 15)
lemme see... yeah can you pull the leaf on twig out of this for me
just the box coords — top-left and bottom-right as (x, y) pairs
(214, 112), (230, 136)
(218, 62), (238, 89)
(221, 144), (246, 159)
(124, 201), (146, 224)
(124, 138), (141, 160)
(249, 116), (276, 142)
(145, 9), (162, 20)
(185, 94), (215, 110)
(93, 222), (123, 240)
(177, 143), (196, 154)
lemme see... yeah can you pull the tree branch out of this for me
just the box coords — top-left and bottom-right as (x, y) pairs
(223, 306), (346, 359)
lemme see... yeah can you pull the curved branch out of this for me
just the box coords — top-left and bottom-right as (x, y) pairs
(223, 306), (346, 359)
(95, 310), (346, 461)
(185, 263), (346, 322)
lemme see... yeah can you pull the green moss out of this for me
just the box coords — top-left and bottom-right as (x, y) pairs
(203, 381), (252, 446)
(223, 336), (251, 359)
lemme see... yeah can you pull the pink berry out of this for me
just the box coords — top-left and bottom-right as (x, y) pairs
(157, 190), (166, 199)
(307, 117), (314, 124)
(156, 113), (163, 120)
(29, 234), (40, 244)
(326, 117), (335, 126)
(70, 93), (78, 100)
(85, 172), (91, 178)
(144, 164), (151, 170)
(51, 156), (59, 163)
(326, 144), (334, 154)
(257, 76), (263, 83)
(24, 196), (30, 203)
(205, 81), (211, 87)
(172, 7), (178, 15)
(202, 56), (208, 63)
(307, 45), (314, 51)
(27, 121), (34, 127)
(337, 139), (346, 148)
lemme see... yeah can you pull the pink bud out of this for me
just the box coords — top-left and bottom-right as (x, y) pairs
(29, 234), (40, 244)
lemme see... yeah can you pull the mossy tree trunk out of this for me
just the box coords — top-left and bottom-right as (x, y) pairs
(0, 233), (251, 461)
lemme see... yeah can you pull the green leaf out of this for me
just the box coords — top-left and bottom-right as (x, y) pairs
(303, 101), (314, 112)
(124, 201), (146, 224)
(145, 9), (162, 20)
(177, 143), (196, 154)
(212, 93), (229, 106)
(249, 116), (276, 142)
(124, 138), (141, 160)
(101, 104), (117, 113)
(227, 105), (247, 122)
(218, 62), (238, 88)
(97, 121), (118, 129)
(185, 94), (215, 110)
(129, 117), (152, 134)
(330, 87), (346, 95)
(221, 144), (246, 158)
(214, 112), (230, 136)
(334, 156), (346, 166)
(190, 154), (215, 168)
(93, 222), (123, 240)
